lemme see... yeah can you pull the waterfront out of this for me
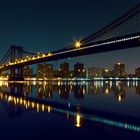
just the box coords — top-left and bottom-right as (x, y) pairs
(0, 80), (140, 139)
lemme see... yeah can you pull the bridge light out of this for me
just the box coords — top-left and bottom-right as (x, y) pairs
(32, 57), (36, 60)
(48, 52), (52, 56)
(75, 41), (81, 48)
(42, 54), (45, 57)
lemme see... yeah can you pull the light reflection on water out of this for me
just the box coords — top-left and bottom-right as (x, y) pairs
(0, 80), (140, 133)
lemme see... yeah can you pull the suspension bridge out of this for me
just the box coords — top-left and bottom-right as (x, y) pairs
(0, 4), (140, 80)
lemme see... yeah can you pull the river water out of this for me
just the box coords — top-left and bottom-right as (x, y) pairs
(0, 80), (140, 139)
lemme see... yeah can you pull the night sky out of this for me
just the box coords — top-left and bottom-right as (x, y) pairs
(0, 0), (140, 73)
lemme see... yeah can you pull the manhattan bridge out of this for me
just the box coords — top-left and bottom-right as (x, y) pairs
(0, 4), (140, 80)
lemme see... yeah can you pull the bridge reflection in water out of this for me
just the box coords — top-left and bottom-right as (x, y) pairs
(0, 80), (140, 133)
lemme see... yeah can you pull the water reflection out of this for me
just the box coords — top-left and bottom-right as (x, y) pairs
(0, 80), (140, 102)
(0, 80), (140, 132)
(0, 91), (53, 115)
(75, 113), (82, 127)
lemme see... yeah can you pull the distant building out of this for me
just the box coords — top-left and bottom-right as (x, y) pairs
(74, 63), (86, 78)
(45, 64), (53, 78)
(53, 70), (61, 78)
(37, 63), (53, 79)
(60, 62), (69, 78)
(102, 68), (112, 77)
(69, 70), (74, 78)
(114, 62), (125, 77)
(37, 64), (45, 79)
(135, 67), (140, 77)
(23, 66), (33, 78)
(87, 67), (103, 79)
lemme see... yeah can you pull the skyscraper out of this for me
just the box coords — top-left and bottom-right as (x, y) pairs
(37, 63), (53, 79)
(45, 64), (53, 79)
(74, 63), (86, 78)
(23, 66), (33, 78)
(114, 62), (125, 77)
(60, 62), (69, 78)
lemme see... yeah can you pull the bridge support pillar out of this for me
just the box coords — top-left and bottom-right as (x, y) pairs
(8, 45), (24, 81)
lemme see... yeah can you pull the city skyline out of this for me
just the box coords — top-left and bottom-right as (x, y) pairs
(48, 61), (140, 75)
(22, 61), (140, 79)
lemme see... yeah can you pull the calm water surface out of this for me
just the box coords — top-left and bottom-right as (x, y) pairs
(0, 80), (140, 139)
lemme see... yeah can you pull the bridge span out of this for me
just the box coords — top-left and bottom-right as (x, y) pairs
(0, 4), (139, 80)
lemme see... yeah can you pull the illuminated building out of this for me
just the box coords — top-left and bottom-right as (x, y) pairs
(45, 64), (53, 79)
(53, 70), (61, 78)
(87, 67), (103, 79)
(23, 66), (33, 78)
(69, 70), (74, 78)
(114, 62), (125, 77)
(37, 64), (45, 79)
(60, 62), (69, 78)
(135, 67), (140, 77)
(74, 63), (86, 78)
(37, 63), (53, 79)
(102, 68), (112, 77)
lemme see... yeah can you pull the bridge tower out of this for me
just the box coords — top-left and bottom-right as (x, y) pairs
(9, 45), (24, 81)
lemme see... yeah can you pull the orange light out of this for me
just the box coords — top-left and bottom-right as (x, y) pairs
(75, 41), (81, 48)
(75, 113), (81, 127)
